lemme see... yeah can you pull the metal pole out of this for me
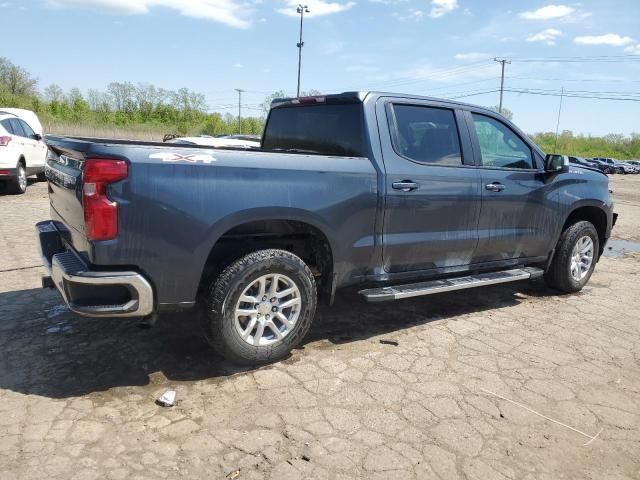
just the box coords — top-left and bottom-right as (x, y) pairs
(296, 5), (309, 97)
(494, 58), (511, 114)
(235, 88), (243, 134)
(553, 87), (564, 154)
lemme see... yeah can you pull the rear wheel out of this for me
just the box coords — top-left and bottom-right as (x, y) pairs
(544, 221), (599, 293)
(203, 249), (317, 365)
(8, 162), (27, 195)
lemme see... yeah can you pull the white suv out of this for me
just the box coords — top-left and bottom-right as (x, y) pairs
(0, 111), (48, 194)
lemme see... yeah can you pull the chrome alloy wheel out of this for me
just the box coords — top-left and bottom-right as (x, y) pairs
(234, 274), (301, 346)
(570, 235), (594, 282)
(18, 165), (27, 191)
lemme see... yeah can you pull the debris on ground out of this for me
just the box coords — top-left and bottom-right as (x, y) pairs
(156, 390), (177, 407)
(379, 339), (399, 346)
(226, 469), (240, 479)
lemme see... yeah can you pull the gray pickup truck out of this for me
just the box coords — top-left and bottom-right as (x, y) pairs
(37, 92), (615, 365)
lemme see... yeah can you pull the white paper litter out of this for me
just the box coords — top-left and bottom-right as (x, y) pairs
(156, 390), (176, 407)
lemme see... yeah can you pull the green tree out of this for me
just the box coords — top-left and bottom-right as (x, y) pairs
(488, 105), (514, 120)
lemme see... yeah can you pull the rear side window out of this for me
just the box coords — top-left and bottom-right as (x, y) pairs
(263, 104), (365, 157)
(472, 113), (533, 169)
(9, 118), (26, 137)
(390, 104), (462, 165)
(0, 119), (14, 134)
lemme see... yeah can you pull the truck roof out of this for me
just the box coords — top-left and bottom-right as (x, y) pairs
(271, 91), (499, 116)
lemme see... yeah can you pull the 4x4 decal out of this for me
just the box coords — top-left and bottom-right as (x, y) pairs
(149, 152), (216, 164)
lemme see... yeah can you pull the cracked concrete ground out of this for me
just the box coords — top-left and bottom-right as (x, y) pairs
(1, 177), (639, 480)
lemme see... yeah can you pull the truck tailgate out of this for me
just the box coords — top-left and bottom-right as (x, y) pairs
(44, 143), (89, 257)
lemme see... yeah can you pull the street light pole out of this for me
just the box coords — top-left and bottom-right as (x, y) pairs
(235, 88), (244, 134)
(296, 4), (309, 98)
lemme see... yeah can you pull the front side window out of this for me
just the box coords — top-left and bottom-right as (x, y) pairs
(390, 104), (462, 165)
(19, 120), (35, 138)
(471, 113), (533, 169)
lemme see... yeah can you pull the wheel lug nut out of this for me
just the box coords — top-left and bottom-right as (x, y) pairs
(266, 314), (270, 319)
(262, 296), (267, 301)
(272, 307), (277, 312)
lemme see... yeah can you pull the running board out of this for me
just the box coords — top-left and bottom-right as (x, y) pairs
(359, 267), (544, 303)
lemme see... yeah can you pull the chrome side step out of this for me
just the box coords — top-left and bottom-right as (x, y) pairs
(359, 267), (544, 303)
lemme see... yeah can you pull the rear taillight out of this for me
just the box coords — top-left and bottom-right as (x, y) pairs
(82, 158), (128, 241)
(0, 136), (11, 146)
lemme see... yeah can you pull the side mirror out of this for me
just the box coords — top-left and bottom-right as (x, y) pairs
(545, 154), (569, 173)
(32, 133), (43, 141)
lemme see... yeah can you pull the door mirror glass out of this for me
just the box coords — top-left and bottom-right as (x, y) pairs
(545, 154), (568, 173)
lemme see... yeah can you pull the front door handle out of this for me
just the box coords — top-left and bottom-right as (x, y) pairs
(392, 181), (419, 192)
(485, 182), (505, 192)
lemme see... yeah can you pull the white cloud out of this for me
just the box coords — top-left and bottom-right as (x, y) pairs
(574, 33), (634, 46)
(429, 0), (457, 18)
(277, 0), (355, 17)
(519, 4), (574, 20)
(624, 44), (640, 55)
(0, 2), (12, 7)
(46, 0), (252, 28)
(527, 28), (563, 45)
(233, 63), (243, 68)
(454, 52), (489, 61)
(393, 8), (424, 21)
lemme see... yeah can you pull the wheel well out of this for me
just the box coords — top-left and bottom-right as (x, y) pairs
(563, 206), (607, 255)
(18, 156), (25, 167)
(198, 220), (334, 300)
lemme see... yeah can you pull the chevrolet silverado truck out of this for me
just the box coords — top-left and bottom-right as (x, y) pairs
(37, 92), (616, 365)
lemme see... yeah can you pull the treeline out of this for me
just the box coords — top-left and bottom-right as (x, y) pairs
(1, 56), (638, 157)
(531, 131), (640, 160)
(0, 57), (264, 136)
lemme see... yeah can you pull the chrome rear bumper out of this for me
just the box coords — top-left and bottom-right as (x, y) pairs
(36, 221), (154, 317)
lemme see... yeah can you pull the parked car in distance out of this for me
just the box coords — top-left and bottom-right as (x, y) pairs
(165, 135), (260, 149)
(585, 158), (609, 173)
(617, 161), (639, 174)
(592, 158), (624, 174)
(568, 156), (599, 169)
(38, 91), (616, 366)
(0, 110), (47, 194)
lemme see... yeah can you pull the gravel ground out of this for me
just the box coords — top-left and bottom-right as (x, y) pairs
(0, 177), (639, 480)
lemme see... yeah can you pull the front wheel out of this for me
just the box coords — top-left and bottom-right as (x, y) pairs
(203, 249), (317, 365)
(544, 221), (599, 293)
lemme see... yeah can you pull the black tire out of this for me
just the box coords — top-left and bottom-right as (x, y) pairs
(8, 162), (27, 195)
(203, 249), (317, 366)
(544, 221), (599, 293)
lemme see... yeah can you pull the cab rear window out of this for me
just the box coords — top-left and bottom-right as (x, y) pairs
(263, 104), (366, 157)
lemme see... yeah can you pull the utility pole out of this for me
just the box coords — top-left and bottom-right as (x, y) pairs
(553, 87), (564, 154)
(494, 58), (511, 114)
(235, 88), (244, 134)
(296, 4), (310, 97)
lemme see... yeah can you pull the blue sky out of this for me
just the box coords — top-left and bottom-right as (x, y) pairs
(1, 0), (639, 135)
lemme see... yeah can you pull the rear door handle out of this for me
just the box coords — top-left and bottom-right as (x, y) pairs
(485, 182), (505, 192)
(392, 181), (419, 192)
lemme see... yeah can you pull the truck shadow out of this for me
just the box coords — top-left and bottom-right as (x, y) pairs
(0, 281), (559, 399)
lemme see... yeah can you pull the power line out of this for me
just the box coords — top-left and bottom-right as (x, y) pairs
(510, 54), (640, 63)
(443, 88), (640, 102)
